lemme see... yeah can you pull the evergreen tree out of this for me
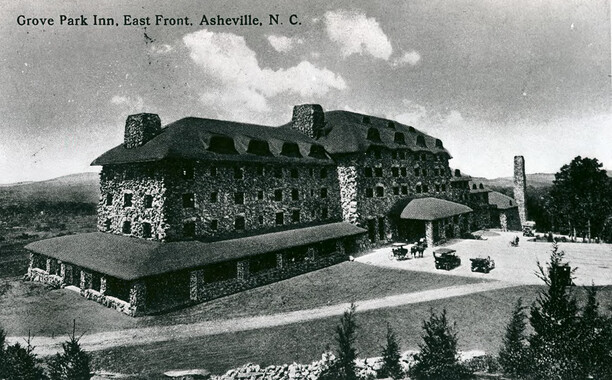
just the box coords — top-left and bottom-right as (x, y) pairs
(2, 334), (46, 380)
(576, 285), (612, 379)
(528, 243), (581, 379)
(378, 324), (403, 379)
(0, 327), (7, 379)
(410, 309), (472, 380)
(320, 303), (359, 380)
(47, 322), (92, 380)
(498, 298), (530, 379)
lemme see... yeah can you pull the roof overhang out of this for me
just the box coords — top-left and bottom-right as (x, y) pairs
(400, 197), (473, 221)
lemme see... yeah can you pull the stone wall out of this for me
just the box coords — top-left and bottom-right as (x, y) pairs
(291, 104), (325, 138)
(123, 113), (162, 149)
(513, 156), (527, 225)
(163, 161), (342, 241)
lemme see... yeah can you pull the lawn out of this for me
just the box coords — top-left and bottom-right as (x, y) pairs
(0, 261), (486, 337)
(91, 285), (612, 377)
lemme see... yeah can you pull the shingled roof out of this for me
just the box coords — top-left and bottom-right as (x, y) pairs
(488, 191), (518, 210)
(400, 197), (473, 220)
(92, 117), (332, 166)
(282, 110), (452, 157)
(25, 222), (366, 281)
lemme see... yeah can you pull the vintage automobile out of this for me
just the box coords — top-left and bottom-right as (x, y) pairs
(523, 221), (536, 237)
(389, 242), (410, 260)
(433, 248), (461, 270)
(470, 256), (495, 273)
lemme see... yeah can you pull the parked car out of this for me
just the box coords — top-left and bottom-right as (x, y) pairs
(470, 256), (495, 273)
(433, 248), (461, 270)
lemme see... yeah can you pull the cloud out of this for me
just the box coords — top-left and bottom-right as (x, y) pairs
(267, 35), (303, 53)
(183, 29), (346, 115)
(110, 95), (145, 113)
(393, 50), (421, 66)
(324, 10), (392, 60)
(149, 44), (174, 54)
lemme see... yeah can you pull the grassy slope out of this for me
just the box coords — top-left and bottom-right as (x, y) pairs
(0, 262), (485, 337)
(91, 285), (612, 376)
(0, 172), (100, 206)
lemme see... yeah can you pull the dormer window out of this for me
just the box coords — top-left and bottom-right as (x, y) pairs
(208, 135), (238, 154)
(409, 126), (415, 133)
(366, 128), (381, 142)
(387, 121), (395, 129)
(435, 139), (444, 148)
(309, 145), (327, 159)
(416, 135), (427, 148)
(280, 142), (302, 157)
(247, 139), (272, 156)
(394, 132), (405, 144)
(362, 115), (371, 124)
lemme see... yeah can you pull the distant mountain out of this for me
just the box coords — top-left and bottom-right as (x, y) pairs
(473, 170), (611, 189)
(0, 172), (100, 206)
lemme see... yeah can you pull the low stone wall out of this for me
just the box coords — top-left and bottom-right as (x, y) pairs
(81, 289), (134, 316)
(24, 268), (63, 289)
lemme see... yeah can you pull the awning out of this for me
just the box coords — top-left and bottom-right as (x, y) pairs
(25, 222), (366, 281)
(400, 197), (473, 221)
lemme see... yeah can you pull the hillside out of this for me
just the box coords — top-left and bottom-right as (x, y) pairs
(0, 172), (100, 206)
(471, 173), (556, 189)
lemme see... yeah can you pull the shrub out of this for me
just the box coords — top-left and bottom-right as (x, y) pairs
(377, 324), (403, 379)
(410, 309), (473, 380)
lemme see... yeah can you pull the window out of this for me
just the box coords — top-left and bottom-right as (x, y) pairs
(183, 193), (195, 208)
(362, 115), (371, 124)
(416, 135), (427, 148)
(142, 222), (152, 238)
(393, 187), (400, 195)
(366, 188), (374, 198)
(183, 222), (195, 237)
(364, 167), (373, 177)
(435, 139), (444, 148)
(366, 128), (381, 142)
(235, 216), (245, 230)
(234, 192), (244, 204)
(391, 151), (397, 159)
(421, 153), (427, 161)
(290, 168), (299, 178)
(256, 166), (265, 176)
(104, 219), (111, 231)
(122, 221), (131, 234)
(321, 207), (328, 219)
(257, 190), (264, 200)
(394, 132), (405, 144)
(401, 167), (407, 177)
(182, 166), (194, 180)
(274, 168), (283, 178)
(414, 168), (420, 176)
(234, 167), (243, 179)
(210, 166), (217, 176)
(423, 184), (429, 193)
(310, 189), (315, 197)
(374, 149), (382, 159)
(375, 167), (383, 177)
(276, 212), (284, 226)
(144, 195), (153, 208)
(247, 140), (272, 156)
(441, 184), (447, 192)
(309, 167), (314, 177)
(401, 185), (408, 195)
(416, 185), (422, 193)
(292, 189), (299, 201)
(392, 167), (399, 177)
(209, 135), (238, 154)
(210, 220), (218, 230)
(422, 169), (427, 177)
(320, 188), (328, 198)
(435, 184), (440, 192)
(292, 209), (300, 223)
(258, 215), (264, 224)
(210, 192), (218, 203)
(399, 151), (406, 159)
(280, 142), (302, 157)
(123, 193), (132, 207)
(274, 189), (283, 202)
(375, 186), (384, 197)
(320, 168), (327, 178)
(105, 194), (113, 206)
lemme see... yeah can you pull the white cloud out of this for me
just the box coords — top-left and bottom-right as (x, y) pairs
(267, 35), (303, 53)
(183, 29), (346, 115)
(393, 50), (421, 66)
(149, 44), (174, 54)
(324, 10), (392, 60)
(110, 95), (145, 114)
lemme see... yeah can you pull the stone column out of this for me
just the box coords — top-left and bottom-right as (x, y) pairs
(513, 156), (527, 225)
(306, 246), (317, 262)
(454, 219), (461, 238)
(425, 221), (434, 248)
(189, 269), (205, 302)
(80, 270), (92, 290)
(237, 260), (250, 281)
(276, 252), (286, 269)
(500, 212), (508, 231)
(64, 264), (74, 285)
(27, 252), (35, 275)
(46, 258), (52, 273)
(60, 263), (66, 283)
(129, 281), (147, 313)
(337, 166), (358, 224)
(100, 276), (107, 295)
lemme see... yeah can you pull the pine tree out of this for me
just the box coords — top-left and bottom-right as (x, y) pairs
(528, 243), (580, 379)
(320, 303), (359, 380)
(410, 309), (472, 380)
(0, 326), (7, 379)
(47, 320), (92, 380)
(2, 332), (46, 380)
(378, 324), (403, 379)
(576, 285), (612, 379)
(498, 298), (530, 379)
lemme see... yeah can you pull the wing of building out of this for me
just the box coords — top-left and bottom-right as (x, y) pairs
(25, 104), (516, 316)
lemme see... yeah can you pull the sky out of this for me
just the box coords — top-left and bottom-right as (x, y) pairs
(0, 0), (610, 183)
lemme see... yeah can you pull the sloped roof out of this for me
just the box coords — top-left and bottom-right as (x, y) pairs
(488, 191), (518, 210)
(25, 222), (366, 281)
(281, 110), (452, 157)
(400, 197), (473, 220)
(92, 117), (332, 166)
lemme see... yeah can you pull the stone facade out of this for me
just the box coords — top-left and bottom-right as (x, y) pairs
(513, 155), (527, 225)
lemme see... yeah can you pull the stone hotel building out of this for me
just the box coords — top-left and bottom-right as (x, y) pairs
(25, 104), (519, 316)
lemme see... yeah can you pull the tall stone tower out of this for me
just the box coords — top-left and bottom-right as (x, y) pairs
(513, 156), (527, 225)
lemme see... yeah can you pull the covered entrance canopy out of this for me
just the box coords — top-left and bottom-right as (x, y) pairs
(400, 197), (473, 247)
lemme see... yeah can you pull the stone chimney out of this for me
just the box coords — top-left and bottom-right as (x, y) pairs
(513, 156), (527, 225)
(291, 104), (325, 139)
(124, 113), (162, 149)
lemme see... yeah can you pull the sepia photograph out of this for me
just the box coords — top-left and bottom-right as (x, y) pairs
(1, 0), (611, 379)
